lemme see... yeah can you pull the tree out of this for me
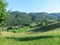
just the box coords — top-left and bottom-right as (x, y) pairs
(0, 0), (8, 37)
(6, 11), (32, 26)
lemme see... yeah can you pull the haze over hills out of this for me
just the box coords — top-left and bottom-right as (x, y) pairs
(51, 13), (60, 18)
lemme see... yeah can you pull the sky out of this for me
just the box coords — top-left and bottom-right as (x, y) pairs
(7, 0), (60, 13)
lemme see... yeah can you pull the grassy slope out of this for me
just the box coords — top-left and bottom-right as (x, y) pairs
(9, 26), (33, 33)
(1, 27), (60, 45)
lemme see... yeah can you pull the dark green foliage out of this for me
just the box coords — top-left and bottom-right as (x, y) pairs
(29, 12), (57, 23)
(5, 12), (58, 27)
(6, 11), (32, 27)
(51, 13), (60, 22)
(0, 0), (8, 26)
(0, 0), (8, 37)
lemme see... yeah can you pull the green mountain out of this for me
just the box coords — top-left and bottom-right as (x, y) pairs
(5, 11), (58, 26)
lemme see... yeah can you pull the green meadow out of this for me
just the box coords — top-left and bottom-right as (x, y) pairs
(0, 27), (60, 45)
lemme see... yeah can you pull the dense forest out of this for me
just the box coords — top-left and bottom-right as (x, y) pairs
(5, 11), (60, 27)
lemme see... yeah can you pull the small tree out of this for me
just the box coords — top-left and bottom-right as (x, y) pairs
(0, 0), (8, 37)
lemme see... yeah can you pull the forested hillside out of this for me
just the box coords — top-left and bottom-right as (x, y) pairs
(5, 11), (59, 27)
(51, 13), (60, 18)
(51, 13), (60, 21)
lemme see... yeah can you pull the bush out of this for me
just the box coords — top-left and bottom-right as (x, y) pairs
(12, 31), (16, 33)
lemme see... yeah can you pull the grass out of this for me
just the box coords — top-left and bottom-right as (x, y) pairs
(0, 27), (60, 45)
(1, 37), (60, 45)
(9, 26), (33, 33)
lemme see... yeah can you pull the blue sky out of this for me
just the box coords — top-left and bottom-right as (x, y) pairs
(7, 0), (60, 13)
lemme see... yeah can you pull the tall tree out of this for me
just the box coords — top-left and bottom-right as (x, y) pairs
(0, 0), (7, 37)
